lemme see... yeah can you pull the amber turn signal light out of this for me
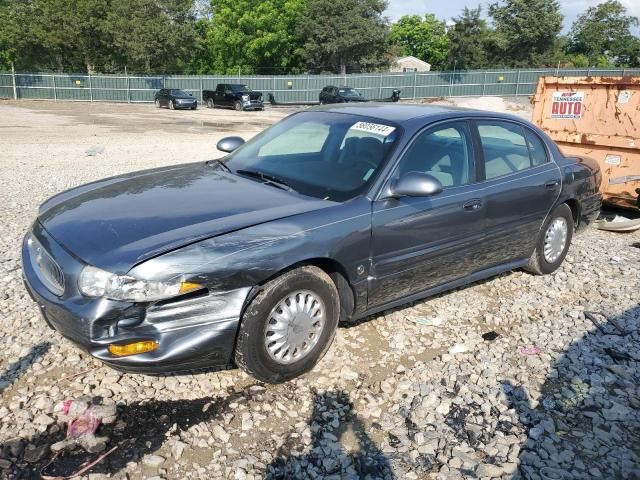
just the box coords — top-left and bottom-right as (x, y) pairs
(108, 340), (158, 357)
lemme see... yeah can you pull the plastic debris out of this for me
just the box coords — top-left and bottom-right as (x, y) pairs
(593, 215), (640, 232)
(51, 396), (117, 454)
(67, 406), (100, 439)
(519, 345), (541, 356)
(482, 331), (500, 341)
(449, 344), (468, 354)
(84, 145), (105, 156)
(409, 316), (443, 327)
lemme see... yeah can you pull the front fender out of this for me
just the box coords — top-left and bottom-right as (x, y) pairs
(128, 198), (372, 294)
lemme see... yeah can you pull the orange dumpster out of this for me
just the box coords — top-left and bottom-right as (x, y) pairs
(531, 76), (640, 210)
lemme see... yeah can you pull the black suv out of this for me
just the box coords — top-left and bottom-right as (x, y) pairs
(202, 84), (264, 111)
(154, 89), (197, 110)
(319, 86), (368, 104)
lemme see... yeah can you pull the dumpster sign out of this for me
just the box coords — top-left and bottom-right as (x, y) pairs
(550, 91), (584, 119)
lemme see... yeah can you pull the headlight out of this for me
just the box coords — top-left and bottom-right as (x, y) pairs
(78, 265), (202, 302)
(242, 95), (249, 101)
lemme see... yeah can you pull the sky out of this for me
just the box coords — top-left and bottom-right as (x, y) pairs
(384, 0), (640, 31)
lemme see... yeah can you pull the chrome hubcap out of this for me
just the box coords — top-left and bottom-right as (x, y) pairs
(265, 290), (325, 364)
(543, 217), (568, 263)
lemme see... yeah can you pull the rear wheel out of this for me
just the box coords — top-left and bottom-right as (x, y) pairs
(234, 100), (243, 112)
(235, 266), (340, 383)
(207, 98), (214, 108)
(525, 203), (574, 275)
(154, 99), (160, 108)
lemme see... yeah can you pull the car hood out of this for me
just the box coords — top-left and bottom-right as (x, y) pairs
(38, 162), (331, 273)
(174, 95), (195, 100)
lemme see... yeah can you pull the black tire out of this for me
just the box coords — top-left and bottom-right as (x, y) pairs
(207, 98), (214, 108)
(235, 266), (340, 383)
(154, 99), (160, 108)
(169, 100), (175, 110)
(525, 203), (574, 275)
(234, 100), (243, 112)
(191, 104), (197, 110)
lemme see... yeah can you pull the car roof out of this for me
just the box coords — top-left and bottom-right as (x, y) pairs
(310, 102), (526, 124)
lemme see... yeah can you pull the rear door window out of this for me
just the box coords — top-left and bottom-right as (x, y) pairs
(524, 130), (549, 166)
(477, 121), (531, 180)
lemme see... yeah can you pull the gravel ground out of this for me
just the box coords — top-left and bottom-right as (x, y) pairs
(0, 100), (639, 480)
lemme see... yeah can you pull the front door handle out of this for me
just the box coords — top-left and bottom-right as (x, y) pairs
(545, 180), (560, 189)
(463, 199), (482, 211)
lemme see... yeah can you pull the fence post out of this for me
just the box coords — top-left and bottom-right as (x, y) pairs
(306, 74), (310, 103)
(378, 73), (382, 99)
(622, 67), (626, 77)
(53, 74), (57, 101)
(515, 70), (520, 96)
(88, 71), (93, 102)
(11, 62), (17, 100)
(125, 67), (131, 103)
(200, 77), (203, 102)
(413, 70), (417, 99)
(449, 71), (453, 97)
(482, 71), (486, 96)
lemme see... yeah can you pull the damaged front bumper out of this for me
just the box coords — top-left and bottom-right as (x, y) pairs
(22, 224), (249, 374)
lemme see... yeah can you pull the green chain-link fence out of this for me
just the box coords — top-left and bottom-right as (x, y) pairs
(1, 68), (639, 103)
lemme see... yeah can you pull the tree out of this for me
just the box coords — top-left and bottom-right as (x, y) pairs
(201, 0), (305, 74)
(389, 14), (449, 69)
(567, 0), (640, 67)
(104, 0), (198, 73)
(489, 0), (563, 66)
(445, 6), (491, 70)
(297, 0), (390, 74)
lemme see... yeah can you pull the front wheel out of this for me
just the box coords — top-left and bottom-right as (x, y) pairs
(525, 203), (574, 275)
(235, 266), (340, 383)
(207, 98), (214, 108)
(234, 100), (243, 111)
(169, 100), (175, 110)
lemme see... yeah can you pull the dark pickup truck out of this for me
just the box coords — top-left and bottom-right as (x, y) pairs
(202, 84), (264, 111)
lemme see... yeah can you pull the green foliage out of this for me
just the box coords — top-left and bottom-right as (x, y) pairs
(445, 7), (491, 70)
(567, 0), (640, 67)
(202, 0), (305, 74)
(297, 0), (390, 73)
(389, 14), (449, 69)
(489, 0), (563, 66)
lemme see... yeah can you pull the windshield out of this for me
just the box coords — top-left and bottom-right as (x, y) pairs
(170, 89), (191, 96)
(338, 88), (361, 97)
(230, 84), (251, 92)
(224, 111), (400, 201)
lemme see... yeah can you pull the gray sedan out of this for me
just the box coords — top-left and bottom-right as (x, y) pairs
(22, 104), (602, 382)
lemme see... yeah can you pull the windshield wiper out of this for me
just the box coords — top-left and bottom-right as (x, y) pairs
(206, 159), (231, 173)
(235, 169), (297, 193)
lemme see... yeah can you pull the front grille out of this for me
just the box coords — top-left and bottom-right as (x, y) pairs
(28, 234), (65, 296)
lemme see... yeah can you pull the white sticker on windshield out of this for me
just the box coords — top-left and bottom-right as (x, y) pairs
(350, 121), (396, 137)
(363, 168), (375, 181)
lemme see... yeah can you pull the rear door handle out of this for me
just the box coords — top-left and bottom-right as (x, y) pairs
(545, 180), (560, 189)
(463, 199), (482, 211)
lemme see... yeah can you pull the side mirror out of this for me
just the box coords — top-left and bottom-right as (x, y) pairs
(217, 136), (245, 153)
(389, 172), (443, 198)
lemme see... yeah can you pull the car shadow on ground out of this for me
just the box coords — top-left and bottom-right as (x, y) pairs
(503, 305), (640, 479)
(1, 389), (248, 478)
(266, 389), (393, 479)
(0, 341), (51, 393)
